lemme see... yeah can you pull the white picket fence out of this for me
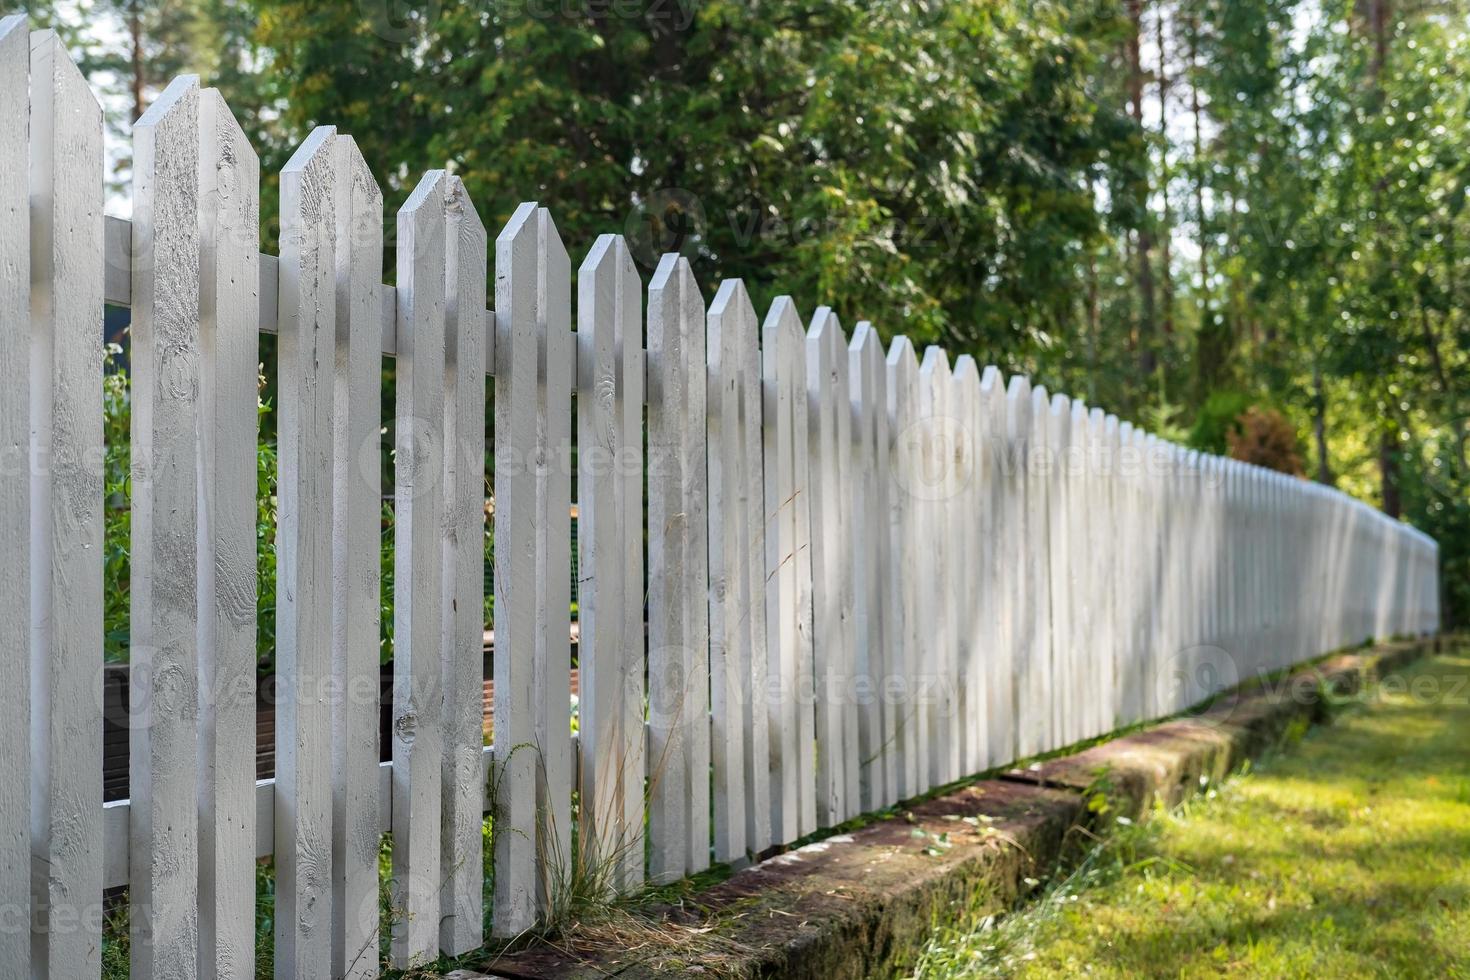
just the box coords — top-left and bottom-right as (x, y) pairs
(0, 21), (1442, 978)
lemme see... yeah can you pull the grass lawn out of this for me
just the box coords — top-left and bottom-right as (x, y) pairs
(913, 648), (1470, 979)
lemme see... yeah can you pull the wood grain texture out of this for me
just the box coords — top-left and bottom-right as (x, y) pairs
(809, 309), (855, 820)
(885, 337), (920, 801)
(851, 324), (892, 811)
(534, 208), (574, 915)
(576, 234), (644, 893)
(28, 30), (105, 979)
(391, 170), (448, 969)
(197, 85), (260, 980)
(329, 136), (382, 979)
(275, 125), (338, 980)
(130, 74), (202, 980)
(706, 279), (759, 863)
(917, 347), (953, 790)
(977, 366), (1010, 770)
(647, 254), (710, 881)
(949, 356), (980, 780)
(0, 17), (29, 976)
(492, 203), (538, 935)
(761, 297), (813, 843)
(439, 176), (487, 955)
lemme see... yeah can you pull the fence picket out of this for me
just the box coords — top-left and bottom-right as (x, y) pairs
(0, 17), (28, 975)
(885, 337), (921, 800)
(1045, 393), (1073, 747)
(647, 254), (710, 882)
(706, 279), (762, 862)
(809, 309), (856, 819)
(852, 324), (893, 809)
(951, 357), (983, 779)
(130, 74), (202, 980)
(275, 125), (338, 980)
(440, 176), (488, 954)
(762, 297), (814, 841)
(977, 367), (1010, 769)
(391, 169), (448, 968)
(576, 234), (645, 893)
(536, 211), (574, 912)
(197, 85), (260, 980)
(329, 135), (383, 980)
(491, 203), (540, 935)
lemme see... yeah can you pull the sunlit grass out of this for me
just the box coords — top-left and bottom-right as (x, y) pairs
(912, 650), (1470, 979)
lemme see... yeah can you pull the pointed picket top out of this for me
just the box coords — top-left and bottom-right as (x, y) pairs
(709, 277), (756, 368)
(1005, 374), (1032, 437)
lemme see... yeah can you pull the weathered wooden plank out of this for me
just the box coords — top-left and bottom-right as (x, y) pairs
(852, 324), (893, 809)
(275, 125), (338, 980)
(576, 234), (644, 893)
(977, 367), (1010, 769)
(740, 302), (771, 856)
(885, 337), (921, 799)
(706, 279), (758, 862)
(28, 29), (105, 979)
(809, 309), (855, 820)
(949, 356), (981, 780)
(391, 169), (448, 968)
(491, 203), (536, 934)
(1044, 393), (1072, 749)
(535, 208), (574, 912)
(917, 347), (954, 789)
(130, 74), (202, 980)
(1001, 375), (1033, 759)
(440, 176), (487, 955)
(0, 17), (29, 976)
(197, 85), (260, 980)
(329, 135), (382, 980)
(647, 254), (710, 882)
(761, 297), (809, 843)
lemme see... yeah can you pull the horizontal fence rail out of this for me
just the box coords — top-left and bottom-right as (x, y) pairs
(0, 18), (1442, 978)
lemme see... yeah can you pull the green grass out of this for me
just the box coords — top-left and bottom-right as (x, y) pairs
(912, 650), (1470, 979)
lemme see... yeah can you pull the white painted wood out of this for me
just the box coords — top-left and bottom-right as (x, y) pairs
(130, 74), (202, 980)
(706, 279), (766, 862)
(617, 244), (647, 892)
(917, 347), (955, 788)
(886, 338), (921, 798)
(275, 125), (338, 980)
(949, 356), (981, 779)
(492, 203), (539, 935)
(327, 135), (383, 980)
(0, 17), (29, 976)
(760, 296), (799, 844)
(1002, 376), (1033, 758)
(197, 85), (260, 980)
(439, 176), (487, 955)
(1044, 393), (1072, 747)
(977, 367), (1010, 769)
(852, 324), (893, 809)
(535, 208), (574, 914)
(391, 169), (448, 968)
(809, 309), (855, 820)
(647, 254), (710, 882)
(28, 29), (105, 979)
(576, 234), (644, 893)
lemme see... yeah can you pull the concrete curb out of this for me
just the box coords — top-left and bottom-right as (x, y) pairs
(460, 637), (1441, 980)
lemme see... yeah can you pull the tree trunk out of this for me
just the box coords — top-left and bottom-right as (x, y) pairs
(1312, 362), (1334, 486)
(1379, 427), (1401, 518)
(1126, 0), (1158, 379)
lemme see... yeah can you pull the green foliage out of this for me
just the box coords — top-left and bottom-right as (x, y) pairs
(1188, 390), (1252, 455)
